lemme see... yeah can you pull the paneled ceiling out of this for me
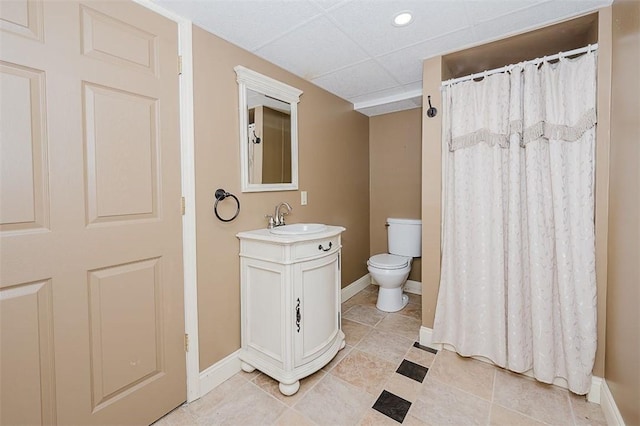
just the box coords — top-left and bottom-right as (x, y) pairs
(155, 0), (611, 116)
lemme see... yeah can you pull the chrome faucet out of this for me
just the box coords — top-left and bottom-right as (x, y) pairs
(274, 202), (292, 227)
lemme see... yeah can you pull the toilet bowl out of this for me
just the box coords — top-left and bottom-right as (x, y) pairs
(368, 218), (422, 313)
(367, 254), (412, 312)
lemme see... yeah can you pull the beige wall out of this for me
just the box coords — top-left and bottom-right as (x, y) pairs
(605, 1), (640, 424)
(420, 57), (443, 327)
(593, 6), (616, 380)
(369, 109), (422, 281)
(193, 26), (370, 370)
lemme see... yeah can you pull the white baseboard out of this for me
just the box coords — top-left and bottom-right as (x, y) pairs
(419, 326), (442, 351)
(341, 274), (371, 302)
(600, 379), (626, 426)
(366, 278), (423, 296)
(587, 376), (602, 403)
(198, 349), (241, 399)
(404, 280), (422, 295)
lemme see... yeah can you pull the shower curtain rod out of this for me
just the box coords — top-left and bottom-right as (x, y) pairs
(441, 43), (598, 87)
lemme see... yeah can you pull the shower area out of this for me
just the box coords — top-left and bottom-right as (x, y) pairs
(422, 12), (611, 397)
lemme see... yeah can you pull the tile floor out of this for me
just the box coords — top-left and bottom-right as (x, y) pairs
(157, 285), (607, 426)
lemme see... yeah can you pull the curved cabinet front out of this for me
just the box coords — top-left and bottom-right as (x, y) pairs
(237, 226), (346, 396)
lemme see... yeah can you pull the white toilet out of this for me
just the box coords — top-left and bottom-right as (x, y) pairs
(368, 218), (422, 312)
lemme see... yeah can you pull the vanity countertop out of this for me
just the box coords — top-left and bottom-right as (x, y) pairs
(236, 225), (345, 244)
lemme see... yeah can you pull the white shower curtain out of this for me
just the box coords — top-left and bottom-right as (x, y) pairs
(433, 52), (597, 395)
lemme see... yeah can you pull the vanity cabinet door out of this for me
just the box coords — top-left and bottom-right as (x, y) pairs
(241, 259), (286, 366)
(293, 253), (340, 367)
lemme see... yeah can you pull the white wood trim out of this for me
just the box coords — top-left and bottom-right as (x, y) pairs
(404, 280), (422, 295)
(341, 274), (371, 302)
(600, 379), (626, 426)
(587, 376), (602, 403)
(368, 279), (423, 295)
(198, 350), (242, 398)
(419, 326), (442, 351)
(341, 276), (423, 303)
(176, 21), (200, 405)
(234, 66), (303, 104)
(234, 66), (302, 193)
(132, 0), (200, 403)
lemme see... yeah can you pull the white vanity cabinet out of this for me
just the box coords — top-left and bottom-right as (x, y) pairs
(236, 226), (346, 396)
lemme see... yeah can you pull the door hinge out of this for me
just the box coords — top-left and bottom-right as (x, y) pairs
(178, 55), (183, 75)
(185, 333), (189, 352)
(181, 196), (186, 215)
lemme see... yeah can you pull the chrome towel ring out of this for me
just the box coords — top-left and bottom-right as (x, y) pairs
(213, 188), (240, 222)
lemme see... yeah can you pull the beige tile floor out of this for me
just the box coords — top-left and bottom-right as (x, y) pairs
(157, 285), (607, 426)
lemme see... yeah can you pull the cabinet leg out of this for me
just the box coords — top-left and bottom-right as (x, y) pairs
(278, 381), (300, 396)
(241, 362), (256, 373)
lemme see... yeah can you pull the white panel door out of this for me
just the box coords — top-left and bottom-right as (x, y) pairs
(0, 1), (186, 424)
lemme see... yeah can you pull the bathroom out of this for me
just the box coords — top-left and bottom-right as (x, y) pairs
(0, 0), (637, 425)
(186, 8), (638, 424)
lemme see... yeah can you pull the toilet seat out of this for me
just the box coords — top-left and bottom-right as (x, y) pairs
(367, 254), (410, 270)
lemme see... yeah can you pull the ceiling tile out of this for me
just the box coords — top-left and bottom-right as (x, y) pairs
(156, 0), (612, 113)
(463, 0), (548, 25)
(311, 0), (348, 11)
(255, 15), (370, 79)
(328, 0), (472, 56)
(377, 27), (479, 85)
(156, 0), (322, 51)
(311, 60), (398, 99)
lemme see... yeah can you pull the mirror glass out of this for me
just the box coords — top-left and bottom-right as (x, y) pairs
(247, 90), (292, 185)
(235, 66), (302, 192)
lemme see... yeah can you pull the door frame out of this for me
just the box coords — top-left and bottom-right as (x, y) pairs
(132, 0), (200, 403)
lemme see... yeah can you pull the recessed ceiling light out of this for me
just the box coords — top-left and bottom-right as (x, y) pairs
(393, 11), (413, 27)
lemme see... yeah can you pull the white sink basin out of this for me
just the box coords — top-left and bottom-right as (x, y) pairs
(269, 223), (327, 235)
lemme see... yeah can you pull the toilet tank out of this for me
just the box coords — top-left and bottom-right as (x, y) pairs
(387, 218), (422, 257)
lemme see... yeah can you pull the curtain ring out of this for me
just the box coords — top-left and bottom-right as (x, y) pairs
(213, 188), (240, 222)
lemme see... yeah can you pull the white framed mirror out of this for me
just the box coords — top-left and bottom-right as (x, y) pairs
(235, 66), (303, 192)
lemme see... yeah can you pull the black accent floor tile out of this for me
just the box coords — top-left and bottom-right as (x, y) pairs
(396, 359), (429, 383)
(413, 341), (438, 354)
(372, 390), (411, 424)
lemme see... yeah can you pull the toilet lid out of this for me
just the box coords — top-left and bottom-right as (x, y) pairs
(368, 254), (409, 270)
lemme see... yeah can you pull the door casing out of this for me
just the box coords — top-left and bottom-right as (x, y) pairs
(132, 0), (201, 403)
